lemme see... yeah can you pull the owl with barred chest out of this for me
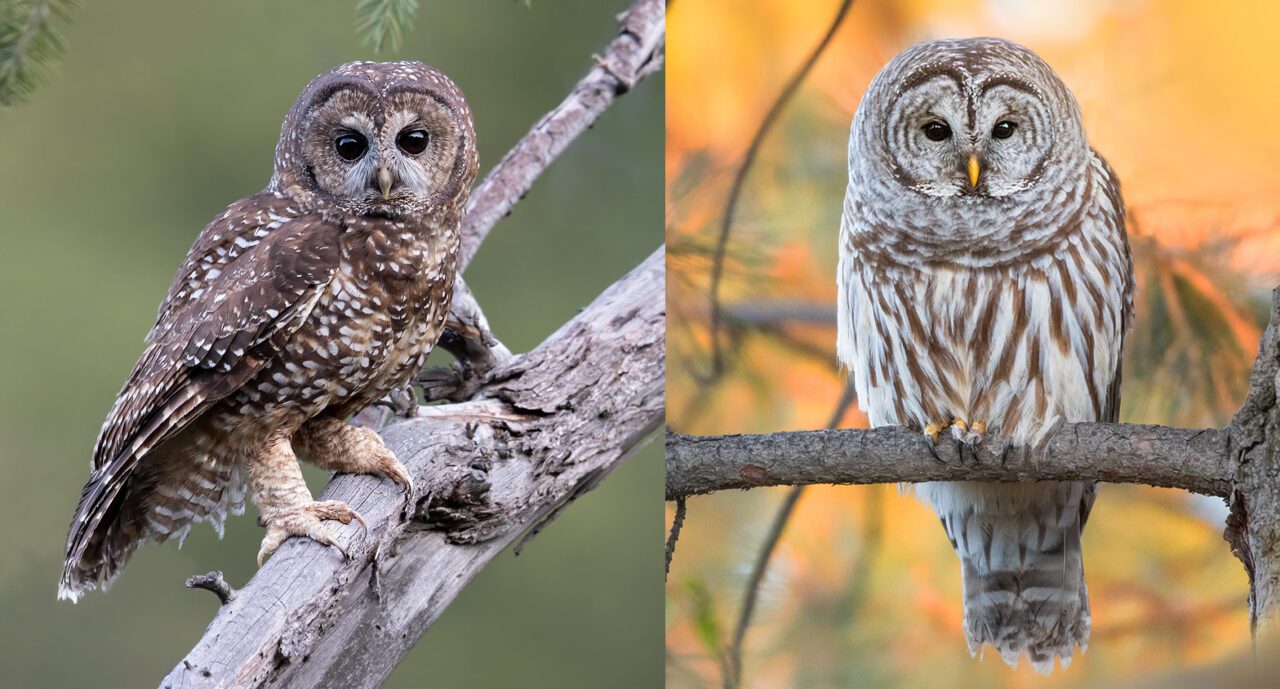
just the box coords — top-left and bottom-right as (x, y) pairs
(837, 39), (1133, 672)
(60, 61), (478, 600)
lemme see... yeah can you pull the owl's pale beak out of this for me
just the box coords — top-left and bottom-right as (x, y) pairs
(967, 154), (981, 189)
(377, 165), (395, 200)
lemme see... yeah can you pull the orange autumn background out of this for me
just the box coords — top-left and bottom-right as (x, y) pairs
(666, 1), (1280, 687)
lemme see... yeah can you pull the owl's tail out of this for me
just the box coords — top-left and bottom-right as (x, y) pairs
(920, 480), (1095, 674)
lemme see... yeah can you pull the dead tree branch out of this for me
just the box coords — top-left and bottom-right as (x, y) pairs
(667, 286), (1280, 636)
(161, 2), (665, 687)
(667, 423), (1232, 499)
(457, 0), (665, 269)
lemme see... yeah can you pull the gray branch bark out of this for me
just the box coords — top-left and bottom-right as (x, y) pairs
(161, 1), (665, 686)
(667, 286), (1280, 636)
(666, 424), (1232, 499)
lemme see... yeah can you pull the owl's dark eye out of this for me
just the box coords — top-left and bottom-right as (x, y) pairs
(396, 129), (429, 155)
(922, 121), (952, 142)
(334, 132), (368, 161)
(992, 121), (1018, 139)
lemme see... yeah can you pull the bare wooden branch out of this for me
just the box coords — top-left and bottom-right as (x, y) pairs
(666, 423), (1232, 500)
(456, 0), (664, 269)
(184, 571), (235, 605)
(163, 249), (664, 689)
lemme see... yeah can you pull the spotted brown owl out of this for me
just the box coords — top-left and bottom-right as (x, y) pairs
(837, 39), (1133, 671)
(60, 61), (479, 600)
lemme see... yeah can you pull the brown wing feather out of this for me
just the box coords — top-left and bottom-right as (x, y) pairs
(60, 215), (340, 599)
(146, 192), (301, 342)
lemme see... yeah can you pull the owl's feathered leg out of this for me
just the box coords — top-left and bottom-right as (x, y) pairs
(249, 435), (366, 566)
(293, 416), (413, 494)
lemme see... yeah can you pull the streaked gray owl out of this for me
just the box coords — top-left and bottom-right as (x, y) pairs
(60, 61), (478, 600)
(837, 38), (1133, 672)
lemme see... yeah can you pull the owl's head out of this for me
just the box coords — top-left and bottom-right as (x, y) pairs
(855, 38), (1086, 200)
(271, 61), (478, 220)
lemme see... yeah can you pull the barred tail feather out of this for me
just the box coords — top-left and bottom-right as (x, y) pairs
(923, 480), (1095, 674)
(59, 421), (244, 601)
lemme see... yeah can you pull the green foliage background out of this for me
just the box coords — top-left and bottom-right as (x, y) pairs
(0, 1), (663, 687)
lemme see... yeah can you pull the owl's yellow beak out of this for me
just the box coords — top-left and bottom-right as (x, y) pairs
(377, 166), (395, 200)
(967, 154), (981, 189)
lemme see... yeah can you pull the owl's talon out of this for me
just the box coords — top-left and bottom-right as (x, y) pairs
(999, 441), (1014, 466)
(922, 434), (943, 464)
(256, 500), (364, 566)
(923, 421), (945, 446)
(379, 459), (414, 497)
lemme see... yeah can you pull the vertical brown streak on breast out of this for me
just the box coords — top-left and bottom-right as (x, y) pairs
(1000, 344), (1039, 432)
(1079, 324), (1101, 420)
(1055, 257), (1078, 305)
(989, 282), (1029, 388)
(889, 368), (910, 424)
(988, 281), (1029, 432)
(893, 310), (934, 400)
(1047, 272), (1071, 355)
(1032, 375), (1048, 421)
(1073, 247), (1106, 333)
(900, 277), (963, 384)
(965, 287), (1000, 413)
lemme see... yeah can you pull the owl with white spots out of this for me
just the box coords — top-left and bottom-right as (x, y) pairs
(60, 61), (478, 600)
(837, 39), (1133, 672)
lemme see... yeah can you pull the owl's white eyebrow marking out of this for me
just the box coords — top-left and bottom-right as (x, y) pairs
(340, 113), (376, 131)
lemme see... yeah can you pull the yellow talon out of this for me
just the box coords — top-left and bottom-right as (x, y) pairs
(952, 417), (968, 433)
(971, 421), (986, 434)
(924, 421), (944, 445)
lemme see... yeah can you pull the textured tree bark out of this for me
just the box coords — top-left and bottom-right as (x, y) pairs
(667, 287), (1280, 641)
(161, 1), (665, 687)
(666, 424), (1232, 499)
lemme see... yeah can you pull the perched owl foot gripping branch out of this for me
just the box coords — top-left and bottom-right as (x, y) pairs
(59, 61), (478, 601)
(838, 38), (1133, 672)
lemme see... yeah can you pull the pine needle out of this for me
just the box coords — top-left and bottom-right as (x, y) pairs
(0, 0), (75, 106)
(355, 0), (418, 54)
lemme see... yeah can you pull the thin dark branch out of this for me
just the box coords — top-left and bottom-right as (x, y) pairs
(664, 496), (687, 580)
(666, 423), (1233, 501)
(722, 382), (855, 689)
(702, 0), (853, 381)
(724, 485), (802, 689)
(726, 301), (836, 326)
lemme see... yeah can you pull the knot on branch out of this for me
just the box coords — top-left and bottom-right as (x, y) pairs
(185, 571), (236, 605)
(416, 455), (512, 545)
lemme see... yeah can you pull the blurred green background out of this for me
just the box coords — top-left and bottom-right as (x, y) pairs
(0, 1), (663, 688)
